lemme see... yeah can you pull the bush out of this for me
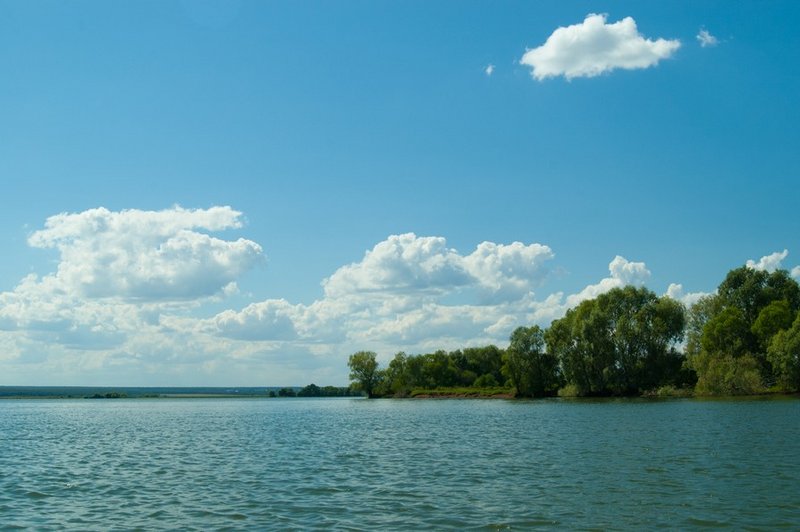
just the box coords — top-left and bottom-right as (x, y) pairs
(694, 354), (763, 396)
(557, 384), (581, 397)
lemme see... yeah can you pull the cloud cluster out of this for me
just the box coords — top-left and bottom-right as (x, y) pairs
(7, 206), (787, 385)
(520, 13), (680, 80)
(28, 206), (263, 300)
(211, 234), (558, 348)
(0, 206), (264, 363)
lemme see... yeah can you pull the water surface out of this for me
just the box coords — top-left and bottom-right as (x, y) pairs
(1, 397), (798, 529)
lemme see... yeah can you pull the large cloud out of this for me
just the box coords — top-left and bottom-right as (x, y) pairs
(520, 13), (680, 80)
(322, 233), (554, 302)
(209, 243), (651, 355)
(27, 206), (263, 300)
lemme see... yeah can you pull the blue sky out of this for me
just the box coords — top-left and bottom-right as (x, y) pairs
(1, 1), (798, 386)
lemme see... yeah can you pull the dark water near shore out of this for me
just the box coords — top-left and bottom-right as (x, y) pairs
(1, 397), (799, 530)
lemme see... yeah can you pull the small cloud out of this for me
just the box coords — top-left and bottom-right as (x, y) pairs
(697, 28), (719, 48)
(485, 64), (495, 76)
(566, 255), (650, 307)
(791, 266), (800, 279)
(520, 13), (680, 80)
(746, 249), (789, 273)
(665, 283), (710, 308)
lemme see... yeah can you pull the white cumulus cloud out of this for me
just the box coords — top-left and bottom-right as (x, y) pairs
(792, 266), (800, 279)
(520, 13), (680, 80)
(746, 249), (789, 273)
(485, 64), (495, 76)
(566, 255), (650, 306)
(665, 283), (710, 308)
(27, 206), (263, 300)
(322, 233), (553, 303)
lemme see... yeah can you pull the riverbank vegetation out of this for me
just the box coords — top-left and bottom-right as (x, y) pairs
(348, 265), (800, 398)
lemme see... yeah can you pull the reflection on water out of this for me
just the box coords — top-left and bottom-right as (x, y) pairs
(1, 397), (799, 529)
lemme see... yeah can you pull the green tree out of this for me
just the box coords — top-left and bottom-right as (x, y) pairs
(767, 314), (800, 391)
(701, 307), (749, 358)
(348, 351), (383, 398)
(752, 300), (794, 347)
(685, 295), (723, 359)
(297, 383), (321, 397)
(383, 352), (411, 396)
(688, 266), (800, 394)
(503, 325), (560, 397)
(546, 286), (685, 395)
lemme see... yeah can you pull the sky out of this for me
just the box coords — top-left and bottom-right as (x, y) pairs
(1, 1), (798, 386)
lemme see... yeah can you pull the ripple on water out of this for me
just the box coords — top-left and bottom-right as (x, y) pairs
(1, 397), (800, 529)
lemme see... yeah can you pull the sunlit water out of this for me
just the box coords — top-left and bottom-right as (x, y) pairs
(1, 397), (799, 530)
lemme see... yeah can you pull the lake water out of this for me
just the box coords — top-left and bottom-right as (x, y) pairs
(1, 397), (799, 530)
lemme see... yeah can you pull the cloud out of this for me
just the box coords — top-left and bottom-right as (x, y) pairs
(27, 206), (263, 300)
(746, 249), (789, 273)
(520, 13), (680, 80)
(322, 233), (553, 303)
(463, 241), (554, 301)
(485, 64), (495, 76)
(793, 266), (800, 279)
(11, 207), (784, 386)
(322, 234), (471, 297)
(212, 299), (299, 341)
(209, 234), (555, 347)
(697, 29), (718, 48)
(665, 283), (710, 308)
(205, 247), (650, 358)
(566, 255), (650, 306)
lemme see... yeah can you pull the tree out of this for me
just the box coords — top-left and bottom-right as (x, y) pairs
(688, 266), (800, 394)
(297, 383), (321, 397)
(348, 351), (383, 398)
(767, 314), (800, 391)
(383, 352), (410, 396)
(752, 300), (794, 347)
(503, 325), (559, 397)
(546, 286), (686, 396)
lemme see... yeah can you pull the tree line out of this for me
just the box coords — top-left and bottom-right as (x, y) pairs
(348, 265), (800, 398)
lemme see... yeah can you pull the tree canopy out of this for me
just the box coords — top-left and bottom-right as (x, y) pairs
(346, 265), (800, 398)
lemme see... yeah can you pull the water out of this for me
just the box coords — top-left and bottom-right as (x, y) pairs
(1, 397), (799, 530)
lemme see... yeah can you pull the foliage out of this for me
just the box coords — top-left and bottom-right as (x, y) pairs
(546, 286), (686, 396)
(642, 385), (694, 398)
(687, 266), (800, 394)
(767, 314), (800, 391)
(557, 384), (581, 397)
(379, 345), (506, 397)
(408, 386), (512, 398)
(503, 325), (560, 397)
(297, 384), (358, 397)
(693, 354), (763, 396)
(348, 351), (384, 398)
(345, 266), (800, 399)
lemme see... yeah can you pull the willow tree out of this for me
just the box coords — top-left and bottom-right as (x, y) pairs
(348, 351), (383, 398)
(546, 286), (686, 396)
